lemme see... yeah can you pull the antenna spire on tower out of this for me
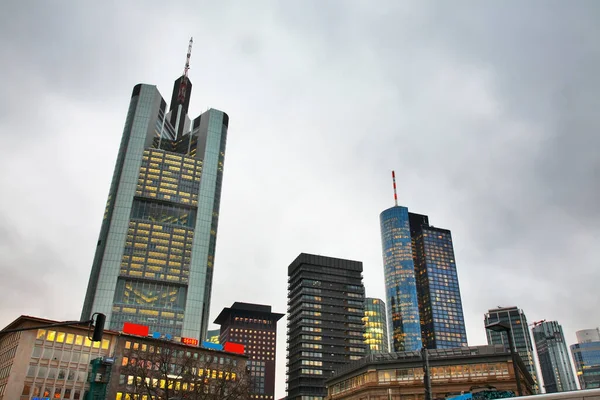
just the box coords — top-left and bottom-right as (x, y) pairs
(392, 170), (398, 206)
(177, 37), (194, 103)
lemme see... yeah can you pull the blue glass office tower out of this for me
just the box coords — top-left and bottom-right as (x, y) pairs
(571, 329), (600, 389)
(410, 213), (467, 349)
(380, 206), (422, 352)
(81, 53), (228, 341)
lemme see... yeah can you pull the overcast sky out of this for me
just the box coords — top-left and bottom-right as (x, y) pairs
(1, 1), (599, 397)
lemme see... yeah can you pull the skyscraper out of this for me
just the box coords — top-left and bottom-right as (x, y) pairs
(485, 306), (540, 393)
(410, 213), (467, 349)
(571, 328), (600, 389)
(380, 171), (467, 351)
(214, 302), (284, 400)
(286, 253), (366, 400)
(532, 321), (577, 393)
(363, 297), (389, 354)
(81, 39), (229, 341)
(380, 204), (422, 352)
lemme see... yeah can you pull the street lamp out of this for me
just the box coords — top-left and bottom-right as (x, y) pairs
(485, 321), (523, 396)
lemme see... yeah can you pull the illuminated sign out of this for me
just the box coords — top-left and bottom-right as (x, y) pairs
(182, 337), (199, 346)
(122, 322), (149, 337)
(202, 341), (223, 351)
(223, 341), (245, 354)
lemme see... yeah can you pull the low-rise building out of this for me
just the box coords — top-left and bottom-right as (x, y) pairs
(0, 315), (118, 400)
(0, 316), (250, 400)
(325, 346), (535, 400)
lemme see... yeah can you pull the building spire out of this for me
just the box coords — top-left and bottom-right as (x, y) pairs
(177, 37), (194, 103)
(392, 170), (398, 206)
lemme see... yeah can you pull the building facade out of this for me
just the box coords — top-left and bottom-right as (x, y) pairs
(363, 298), (389, 354)
(325, 345), (535, 400)
(0, 316), (118, 400)
(532, 321), (577, 393)
(380, 206), (422, 352)
(81, 58), (229, 340)
(571, 328), (600, 389)
(409, 213), (467, 349)
(286, 253), (367, 400)
(214, 302), (284, 400)
(107, 332), (249, 399)
(485, 306), (540, 393)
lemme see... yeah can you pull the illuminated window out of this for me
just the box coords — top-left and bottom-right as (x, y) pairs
(47, 330), (56, 341)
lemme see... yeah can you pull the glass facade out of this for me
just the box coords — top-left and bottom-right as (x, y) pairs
(485, 307), (540, 393)
(412, 222), (467, 349)
(571, 337), (600, 389)
(82, 75), (229, 341)
(532, 321), (577, 393)
(380, 206), (422, 352)
(363, 298), (389, 354)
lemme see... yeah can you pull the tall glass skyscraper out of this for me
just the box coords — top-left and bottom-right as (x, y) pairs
(363, 297), (389, 354)
(380, 206), (422, 352)
(485, 306), (540, 393)
(532, 321), (577, 393)
(81, 45), (228, 341)
(379, 177), (467, 352)
(571, 328), (600, 389)
(410, 213), (467, 349)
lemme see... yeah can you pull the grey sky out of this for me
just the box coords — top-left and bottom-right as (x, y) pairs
(0, 1), (598, 397)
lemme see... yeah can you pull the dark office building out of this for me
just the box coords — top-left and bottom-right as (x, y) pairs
(214, 302), (284, 400)
(485, 306), (540, 393)
(409, 213), (468, 349)
(81, 39), (229, 341)
(532, 321), (577, 393)
(286, 253), (367, 400)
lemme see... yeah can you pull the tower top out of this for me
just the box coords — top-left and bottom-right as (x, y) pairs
(177, 37), (194, 103)
(392, 170), (398, 206)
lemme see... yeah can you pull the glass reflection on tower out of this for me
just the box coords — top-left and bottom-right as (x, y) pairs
(380, 206), (422, 352)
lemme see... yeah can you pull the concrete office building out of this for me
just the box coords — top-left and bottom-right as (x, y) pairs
(286, 254), (367, 400)
(214, 302), (284, 400)
(0, 315), (118, 400)
(81, 39), (230, 341)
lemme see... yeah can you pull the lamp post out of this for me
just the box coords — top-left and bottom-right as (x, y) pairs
(485, 321), (523, 396)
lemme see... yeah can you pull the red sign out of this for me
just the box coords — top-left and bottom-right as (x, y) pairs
(223, 341), (245, 354)
(122, 322), (149, 337)
(182, 337), (199, 346)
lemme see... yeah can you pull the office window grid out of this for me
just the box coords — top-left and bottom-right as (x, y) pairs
(415, 228), (467, 349)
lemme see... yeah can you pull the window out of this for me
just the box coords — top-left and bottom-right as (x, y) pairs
(47, 330), (56, 341)
(75, 335), (84, 346)
(21, 384), (30, 395)
(32, 347), (42, 358)
(64, 388), (72, 399)
(37, 329), (46, 340)
(56, 332), (65, 343)
(66, 334), (74, 344)
(27, 366), (37, 377)
(73, 390), (80, 399)
(54, 388), (62, 398)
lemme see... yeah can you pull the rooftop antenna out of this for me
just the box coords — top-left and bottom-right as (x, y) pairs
(177, 37), (194, 103)
(392, 170), (398, 206)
